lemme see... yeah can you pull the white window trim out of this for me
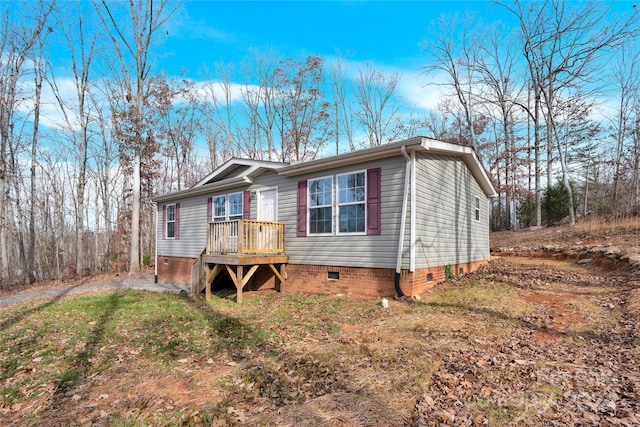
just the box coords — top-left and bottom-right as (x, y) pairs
(307, 175), (334, 236)
(166, 203), (176, 239)
(475, 196), (481, 222)
(228, 191), (243, 221)
(212, 192), (245, 222)
(212, 195), (227, 222)
(336, 170), (367, 236)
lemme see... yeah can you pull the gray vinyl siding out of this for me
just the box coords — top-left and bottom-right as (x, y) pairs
(156, 194), (210, 259)
(213, 165), (250, 181)
(156, 170), (284, 259)
(281, 156), (407, 269)
(413, 152), (490, 268)
(247, 170), (283, 219)
(156, 153), (490, 269)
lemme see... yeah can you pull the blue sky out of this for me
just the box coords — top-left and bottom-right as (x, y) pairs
(25, 0), (639, 148)
(162, 1), (503, 77)
(155, 1), (637, 115)
(149, 0), (514, 116)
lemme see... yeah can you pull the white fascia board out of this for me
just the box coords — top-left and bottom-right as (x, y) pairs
(193, 158), (287, 187)
(152, 176), (253, 203)
(278, 136), (497, 199)
(278, 137), (424, 177)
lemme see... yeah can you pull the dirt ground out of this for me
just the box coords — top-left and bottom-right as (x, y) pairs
(490, 217), (640, 251)
(0, 272), (189, 307)
(2, 219), (640, 426)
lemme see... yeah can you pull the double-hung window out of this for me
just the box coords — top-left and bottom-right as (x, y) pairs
(213, 195), (226, 222)
(308, 177), (333, 234)
(228, 192), (243, 220)
(337, 172), (365, 233)
(475, 196), (481, 221)
(298, 167), (380, 237)
(166, 203), (176, 238)
(212, 192), (244, 222)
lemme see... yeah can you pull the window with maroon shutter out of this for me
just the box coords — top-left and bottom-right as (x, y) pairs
(308, 177), (333, 234)
(337, 172), (365, 233)
(299, 168), (382, 237)
(297, 180), (307, 237)
(366, 167), (381, 235)
(209, 192), (248, 222)
(166, 203), (176, 239)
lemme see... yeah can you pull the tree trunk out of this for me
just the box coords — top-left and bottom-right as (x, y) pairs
(129, 153), (141, 274)
(28, 67), (43, 284)
(534, 89), (542, 227)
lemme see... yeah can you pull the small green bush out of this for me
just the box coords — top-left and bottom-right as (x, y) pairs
(444, 264), (456, 280)
(142, 253), (152, 267)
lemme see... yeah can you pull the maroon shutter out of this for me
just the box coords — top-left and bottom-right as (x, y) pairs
(175, 203), (180, 239)
(162, 205), (166, 239)
(207, 197), (212, 222)
(297, 180), (307, 237)
(243, 190), (251, 219)
(367, 168), (381, 235)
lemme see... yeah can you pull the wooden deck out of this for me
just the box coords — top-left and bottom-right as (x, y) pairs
(192, 220), (288, 303)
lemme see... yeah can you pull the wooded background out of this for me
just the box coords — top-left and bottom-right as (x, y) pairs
(1, 0), (639, 285)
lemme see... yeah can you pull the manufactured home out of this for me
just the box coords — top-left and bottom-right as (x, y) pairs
(152, 136), (497, 302)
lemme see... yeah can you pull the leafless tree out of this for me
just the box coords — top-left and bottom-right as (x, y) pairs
(48, 3), (98, 276)
(241, 49), (281, 160)
(422, 12), (482, 149)
(95, 0), (180, 273)
(159, 76), (203, 191)
(610, 46), (640, 210)
(475, 23), (524, 229)
(273, 56), (331, 162)
(498, 0), (640, 226)
(0, 1), (53, 282)
(329, 55), (355, 153)
(199, 65), (237, 168)
(353, 63), (399, 147)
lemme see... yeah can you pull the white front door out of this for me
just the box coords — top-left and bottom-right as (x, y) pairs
(258, 189), (277, 222)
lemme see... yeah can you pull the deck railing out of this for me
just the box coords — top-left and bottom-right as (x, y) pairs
(207, 220), (285, 256)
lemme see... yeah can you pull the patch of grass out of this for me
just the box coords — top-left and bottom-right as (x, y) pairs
(0, 290), (267, 419)
(423, 277), (531, 320)
(536, 384), (562, 399)
(1, 385), (23, 405)
(566, 297), (623, 335)
(473, 399), (521, 426)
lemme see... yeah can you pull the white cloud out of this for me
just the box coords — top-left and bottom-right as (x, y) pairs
(323, 55), (449, 113)
(189, 80), (249, 105)
(170, 6), (236, 43)
(16, 74), (93, 133)
(397, 70), (450, 111)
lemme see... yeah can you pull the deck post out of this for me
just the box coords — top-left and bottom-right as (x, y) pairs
(205, 275), (211, 300)
(236, 266), (243, 304)
(205, 264), (223, 301)
(269, 263), (285, 292)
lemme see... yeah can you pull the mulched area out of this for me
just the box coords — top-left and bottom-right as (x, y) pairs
(412, 258), (639, 426)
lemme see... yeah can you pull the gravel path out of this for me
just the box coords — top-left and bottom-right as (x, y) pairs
(0, 273), (190, 308)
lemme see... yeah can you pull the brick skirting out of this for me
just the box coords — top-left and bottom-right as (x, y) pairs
(283, 260), (488, 298)
(156, 256), (193, 285)
(156, 255), (488, 298)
